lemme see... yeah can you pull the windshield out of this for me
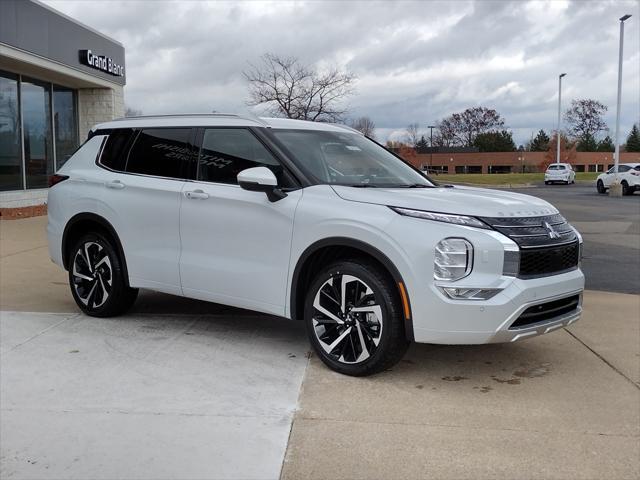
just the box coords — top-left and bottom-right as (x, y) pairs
(548, 165), (566, 170)
(271, 129), (434, 187)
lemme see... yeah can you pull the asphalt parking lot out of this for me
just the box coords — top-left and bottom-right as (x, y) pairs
(1, 184), (639, 480)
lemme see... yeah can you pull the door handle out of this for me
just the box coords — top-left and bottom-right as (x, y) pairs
(105, 180), (125, 190)
(185, 189), (209, 200)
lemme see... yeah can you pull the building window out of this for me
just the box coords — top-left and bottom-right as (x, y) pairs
(53, 86), (78, 169)
(22, 77), (53, 189)
(0, 71), (22, 191)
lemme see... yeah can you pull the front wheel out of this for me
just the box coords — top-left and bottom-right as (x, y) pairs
(304, 260), (409, 376)
(597, 180), (606, 194)
(622, 181), (631, 196)
(69, 233), (138, 317)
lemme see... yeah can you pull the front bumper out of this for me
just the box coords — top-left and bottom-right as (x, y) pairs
(411, 268), (585, 344)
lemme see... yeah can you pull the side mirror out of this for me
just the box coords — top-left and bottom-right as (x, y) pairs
(237, 167), (287, 202)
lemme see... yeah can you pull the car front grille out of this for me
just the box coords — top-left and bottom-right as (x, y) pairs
(509, 294), (580, 329)
(519, 241), (580, 278)
(479, 214), (581, 277)
(479, 213), (578, 248)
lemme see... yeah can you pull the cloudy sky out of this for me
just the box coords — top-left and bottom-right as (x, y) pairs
(45, 0), (640, 145)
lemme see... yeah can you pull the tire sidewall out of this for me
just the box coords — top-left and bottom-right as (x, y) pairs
(304, 261), (402, 376)
(68, 232), (127, 317)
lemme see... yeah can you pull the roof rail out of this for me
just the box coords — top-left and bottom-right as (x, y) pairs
(110, 112), (269, 127)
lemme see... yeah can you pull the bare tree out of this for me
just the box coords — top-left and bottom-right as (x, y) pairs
(243, 53), (356, 122)
(405, 122), (420, 147)
(564, 99), (608, 143)
(350, 116), (376, 138)
(437, 106), (505, 147)
(125, 106), (143, 117)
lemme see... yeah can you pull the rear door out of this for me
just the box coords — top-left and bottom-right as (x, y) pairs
(97, 127), (195, 295)
(179, 127), (302, 316)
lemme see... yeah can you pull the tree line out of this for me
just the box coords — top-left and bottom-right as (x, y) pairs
(241, 53), (640, 153)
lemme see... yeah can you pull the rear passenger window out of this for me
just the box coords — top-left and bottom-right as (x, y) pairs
(198, 128), (284, 185)
(126, 128), (193, 179)
(99, 129), (136, 171)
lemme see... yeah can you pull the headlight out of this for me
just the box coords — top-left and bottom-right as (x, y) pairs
(434, 238), (473, 281)
(390, 207), (490, 229)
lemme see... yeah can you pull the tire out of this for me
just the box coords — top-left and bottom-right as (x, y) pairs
(304, 260), (409, 376)
(597, 180), (606, 194)
(622, 181), (630, 196)
(544, 181), (550, 185)
(68, 232), (138, 317)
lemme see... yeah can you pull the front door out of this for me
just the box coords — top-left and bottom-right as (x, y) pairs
(179, 128), (302, 316)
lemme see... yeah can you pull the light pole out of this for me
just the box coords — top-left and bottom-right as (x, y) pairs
(612, 14), (632, 195)
(428, 125), (436, 170)
(556, 73), (566, 164)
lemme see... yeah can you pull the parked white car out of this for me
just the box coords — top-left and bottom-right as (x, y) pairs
(47, 114), (584, 376)
(544, 163), (575, 185)
(596, 163), (640, 195)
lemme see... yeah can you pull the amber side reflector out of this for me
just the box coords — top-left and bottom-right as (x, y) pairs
(398, 282), (411, 320)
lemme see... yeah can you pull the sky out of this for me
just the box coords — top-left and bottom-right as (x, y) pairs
(45, 0), (640, 146)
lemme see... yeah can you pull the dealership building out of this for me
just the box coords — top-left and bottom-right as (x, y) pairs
(0, 0), (125, 217)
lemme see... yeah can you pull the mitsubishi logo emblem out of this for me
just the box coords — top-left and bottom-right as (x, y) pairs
(543, 221), (561, 239)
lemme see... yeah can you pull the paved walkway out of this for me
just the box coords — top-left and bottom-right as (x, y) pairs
(1, 217), (639, 479)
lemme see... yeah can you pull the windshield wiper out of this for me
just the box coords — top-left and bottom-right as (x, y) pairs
(347, 184), (378, 188)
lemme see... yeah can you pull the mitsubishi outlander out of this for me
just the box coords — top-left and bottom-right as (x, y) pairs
(47, 114), (585, 376)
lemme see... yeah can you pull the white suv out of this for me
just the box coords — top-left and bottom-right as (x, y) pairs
(544, 163), (575, 185)
(596, 163), (640, 195)
(47, 114), (585, 376)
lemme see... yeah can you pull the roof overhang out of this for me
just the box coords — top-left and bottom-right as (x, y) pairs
(0, 42), (121, 89)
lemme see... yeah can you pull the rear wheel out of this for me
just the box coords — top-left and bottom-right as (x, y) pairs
(69, 233), (138, 317)
(622, 181), (631, 196)
(597, 180), (606, 194)
(304, 260), (409, 376)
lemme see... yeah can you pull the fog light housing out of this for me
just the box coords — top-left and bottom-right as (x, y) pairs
(434, 238), (473, 281)
(440, 287), (501, 300)
(503, 246), (520, 277)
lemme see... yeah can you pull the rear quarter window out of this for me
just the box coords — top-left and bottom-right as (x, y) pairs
(99, 129), (136, 171)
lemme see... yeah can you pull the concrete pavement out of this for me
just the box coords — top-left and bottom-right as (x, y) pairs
(1, 311), (308, 479)
(1, 216), (639, 479)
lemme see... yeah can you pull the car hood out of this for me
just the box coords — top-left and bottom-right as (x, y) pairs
(331, 185), (558, 218)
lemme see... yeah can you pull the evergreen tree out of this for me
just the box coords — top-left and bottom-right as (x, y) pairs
(626, 124), (640, 152)
(473, 130), (516, 152)
(415, 135), (429, 152)
(530, 129), (550, 151)
(576, 133), (598, 152)
(597, 135), (615, 152)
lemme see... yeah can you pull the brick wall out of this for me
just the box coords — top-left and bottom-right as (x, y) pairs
(77, 85), (125, 142)
(398, 148), (640, 174)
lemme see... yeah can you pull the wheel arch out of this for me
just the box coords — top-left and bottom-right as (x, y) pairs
(290, 237), (414, 341)
(62, 213), (130, 286)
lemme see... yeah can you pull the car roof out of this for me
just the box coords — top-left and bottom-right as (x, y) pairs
(92, 114), (362, 135)
(547, 163), (571, 167)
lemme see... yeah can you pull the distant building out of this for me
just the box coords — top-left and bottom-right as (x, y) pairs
(1, 0), (125, 216)
(394, 147), (640, 175)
